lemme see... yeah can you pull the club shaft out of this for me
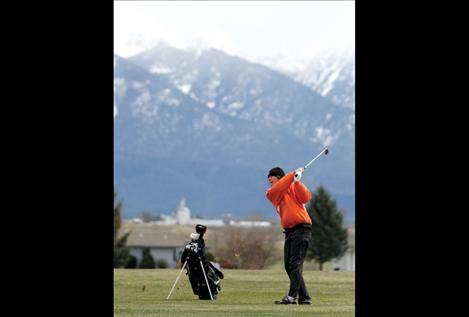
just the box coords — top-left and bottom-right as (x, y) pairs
(166, 260), (187, 300)
(304, 148), (328, 169)
(200, 260), (214, 300)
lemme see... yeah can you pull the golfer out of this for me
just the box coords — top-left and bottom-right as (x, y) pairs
(266, 167), (313, 305)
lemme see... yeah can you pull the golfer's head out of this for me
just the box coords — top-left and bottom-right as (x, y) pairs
(267, 167), (285, 186)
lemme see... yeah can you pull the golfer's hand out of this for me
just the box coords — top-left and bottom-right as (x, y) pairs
(294, 168), (304, 182)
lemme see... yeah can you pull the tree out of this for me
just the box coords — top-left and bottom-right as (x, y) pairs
(306, 185), (348, 271)
(139, 248), (156, 268)
(125, 255), (138, 269)
(155, 259), (169, 268)
(205, 251), (216, 263)
(114, 189), (130, 268)
(215, 227), (281, 269)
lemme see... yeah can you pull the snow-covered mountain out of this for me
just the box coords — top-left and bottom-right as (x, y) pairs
(114, 44), (355, 223)
(255, 53), (355, 111)
(127, 45), (354, 148)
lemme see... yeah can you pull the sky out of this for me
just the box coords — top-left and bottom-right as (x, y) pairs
(114, 1), (355, 61)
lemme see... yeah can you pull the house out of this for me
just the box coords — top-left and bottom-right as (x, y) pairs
(119, 221), (279, 268)
(331, 224), (355, 271)
(118, 198), (275, 268)
(121, 223), (195, 268)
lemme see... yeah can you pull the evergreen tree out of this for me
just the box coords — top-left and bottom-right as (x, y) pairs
(125, 255), (138, 269)
(139, 248), (156, 268)
(114, 189), (130, 268)
(306, 185), (348, 270)
(155, 259), (169, 268)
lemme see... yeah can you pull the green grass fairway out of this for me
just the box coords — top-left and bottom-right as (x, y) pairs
(114, 268), (355, 317)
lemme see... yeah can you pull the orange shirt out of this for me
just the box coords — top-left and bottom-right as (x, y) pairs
(266, 172), (312, 229)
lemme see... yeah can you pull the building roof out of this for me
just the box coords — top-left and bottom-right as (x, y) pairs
(119, 222), (281, 249)
(119, 223), (195, 248)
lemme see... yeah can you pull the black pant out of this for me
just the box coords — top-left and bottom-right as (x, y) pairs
(284, 224), (312, 299)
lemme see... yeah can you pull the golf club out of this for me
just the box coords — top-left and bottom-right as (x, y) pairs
(304, 147), (329, 170)
(294, 147), (328, 180)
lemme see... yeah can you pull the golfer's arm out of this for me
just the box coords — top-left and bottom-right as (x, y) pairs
(266, 173), (294, 204)
(294, 182), (312, 203)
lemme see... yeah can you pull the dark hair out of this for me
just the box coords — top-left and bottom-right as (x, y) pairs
(267, 167), (285, 179)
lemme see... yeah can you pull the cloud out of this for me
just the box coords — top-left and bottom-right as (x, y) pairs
(114, 1), (354, 59)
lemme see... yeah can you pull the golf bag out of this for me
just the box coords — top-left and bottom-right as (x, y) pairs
(180, 224), (224, 300)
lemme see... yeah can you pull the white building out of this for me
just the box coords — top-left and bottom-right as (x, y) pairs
(176, 197), (191, 224)
(152, 197), (271, 227)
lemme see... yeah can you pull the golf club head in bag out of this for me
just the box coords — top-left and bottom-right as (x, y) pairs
(180, 224), (223, 300)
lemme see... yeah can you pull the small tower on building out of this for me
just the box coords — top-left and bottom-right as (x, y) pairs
(176, 197), (191, 224)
